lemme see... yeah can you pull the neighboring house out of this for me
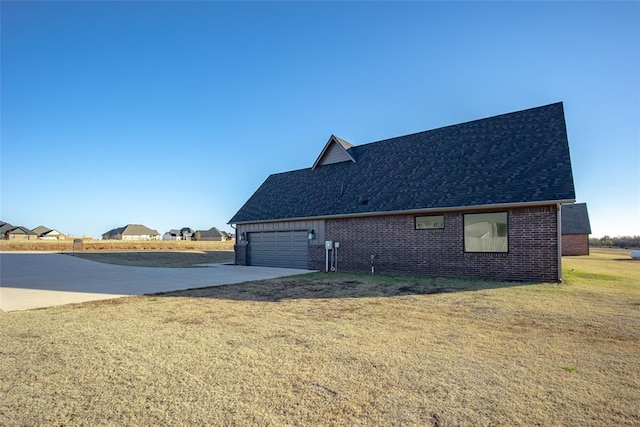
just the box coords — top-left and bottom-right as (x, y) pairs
(5, 226), (39, 240)
(229, 102), (576, 282)
(102, 224), (160, 240)
(32, 225), (67, 240)
(180, 227), (195, 240)
(163, 229), (181, 240)
(561, 203), (591, 256)
(32, 225), (51, 236)
(196, 226), (229, 241)
(0, 222), (14, 239)
(163, 228), (195, 240)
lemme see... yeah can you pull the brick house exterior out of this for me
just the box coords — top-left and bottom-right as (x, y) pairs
(231, 103), (576, 282)
(4, 226), (38, 240)
(323, 206), (559, 281)
(560, 203), (591, 256)
(562, 234), (589, 257)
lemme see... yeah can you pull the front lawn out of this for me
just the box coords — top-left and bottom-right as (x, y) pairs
(0, 249), (638, 425)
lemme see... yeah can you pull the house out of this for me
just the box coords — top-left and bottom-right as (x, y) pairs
(102, 224), (160, 240)
(195, 226), (229, 241)
(229, 102), (576, 282)
(561, 203), (591, 256)
(180, 227), (195, 240)
(0, 222), (14, 239)
(163, 229), (181, 240)
(5, 226), (39, 240)
(162, 228), (194, 240)
(32, 225), (67, 240)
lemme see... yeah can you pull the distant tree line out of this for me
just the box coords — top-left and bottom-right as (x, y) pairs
(589, 235), (640, 249)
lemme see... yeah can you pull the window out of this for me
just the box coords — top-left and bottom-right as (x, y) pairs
(416, 215), (444, 229)
(464, 212), (508, 252)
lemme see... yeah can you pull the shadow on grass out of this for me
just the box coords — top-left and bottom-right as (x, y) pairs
(153, 272), (539, 302)
(63, 251), (546, 301)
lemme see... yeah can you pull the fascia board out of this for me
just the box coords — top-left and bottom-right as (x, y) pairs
(229, 198), (576, 225)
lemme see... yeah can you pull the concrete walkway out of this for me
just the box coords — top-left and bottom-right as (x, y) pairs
(0, 253), (312, 312)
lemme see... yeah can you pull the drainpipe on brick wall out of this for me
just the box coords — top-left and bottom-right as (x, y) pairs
(230, 224), (239, 265)
(557, 203), (563, 282)
(230, 224), (237, 242)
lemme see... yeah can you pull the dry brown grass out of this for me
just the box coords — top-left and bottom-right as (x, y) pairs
(0, 249), (638, 425)
(0, 239), (235, 252)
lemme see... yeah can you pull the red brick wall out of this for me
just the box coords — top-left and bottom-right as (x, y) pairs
(562, 234), (589, 256)
(310, 205), (560, 282)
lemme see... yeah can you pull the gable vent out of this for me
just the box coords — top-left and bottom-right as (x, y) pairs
(312, 135), (356, 169)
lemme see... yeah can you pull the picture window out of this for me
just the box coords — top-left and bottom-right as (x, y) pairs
(464, 212), (508, 252)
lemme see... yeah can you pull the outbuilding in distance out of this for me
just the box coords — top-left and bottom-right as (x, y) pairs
(561, 203), (592, 256)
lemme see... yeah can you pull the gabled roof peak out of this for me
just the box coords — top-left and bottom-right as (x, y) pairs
(312, 135), (356, 169)
(332, 135), (353, 149)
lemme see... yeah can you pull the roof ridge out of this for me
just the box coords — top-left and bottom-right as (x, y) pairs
(355, 102), (564, 149)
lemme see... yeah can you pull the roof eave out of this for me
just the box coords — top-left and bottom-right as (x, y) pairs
(229, 198), (576, 225)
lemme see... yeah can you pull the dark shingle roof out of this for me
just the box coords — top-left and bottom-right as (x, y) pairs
(8, 226), (37, 236)
(0, 222), (15, 235)
(198, 227), (224, 238)
(32, 225), (52, 235)
(103, 227), (126, 237)
(230, 102), (576, 224)
(561, 203), (591, 234)
(122, 224), (159, 236)
(103, 224), (159, 237)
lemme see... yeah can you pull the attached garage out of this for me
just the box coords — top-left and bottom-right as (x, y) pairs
(247, 230), (308, 269)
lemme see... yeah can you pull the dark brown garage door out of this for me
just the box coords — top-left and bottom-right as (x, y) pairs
(247, 231), (308, 269)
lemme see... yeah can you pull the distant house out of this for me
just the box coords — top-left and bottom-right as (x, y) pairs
(5, 226), (38, 240)
(180, 227), (195, 240)
(561, 203), (591, 256)
(32, 225), (67, 240)
(163, 227), (195, 240)
(163, 229), (181, 240)
(0, 222), (14, 239)
(195, 226), (229, 241)
(102, 224), (160, 240)
(230, 102), (576, 282)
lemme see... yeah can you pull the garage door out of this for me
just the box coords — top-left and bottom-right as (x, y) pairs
(247, 231), (308, 269)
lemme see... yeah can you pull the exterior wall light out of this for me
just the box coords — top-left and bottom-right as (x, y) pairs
(240, 232), (246, 241)
(308, 229), (315, 240)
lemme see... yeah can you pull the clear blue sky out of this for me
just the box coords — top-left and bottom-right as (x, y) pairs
(1, 1), (638, 239)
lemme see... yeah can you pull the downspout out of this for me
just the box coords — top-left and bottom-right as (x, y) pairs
(557, 203), (562, 282)
(230, 224), (238, 265)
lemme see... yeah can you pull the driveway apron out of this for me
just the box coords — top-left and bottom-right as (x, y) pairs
(0, 253), (311, 312)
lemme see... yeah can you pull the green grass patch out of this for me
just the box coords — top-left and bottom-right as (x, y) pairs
(564, 269), (622, 282)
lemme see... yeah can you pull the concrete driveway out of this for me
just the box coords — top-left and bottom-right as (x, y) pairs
(0, 253), (312, 312)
